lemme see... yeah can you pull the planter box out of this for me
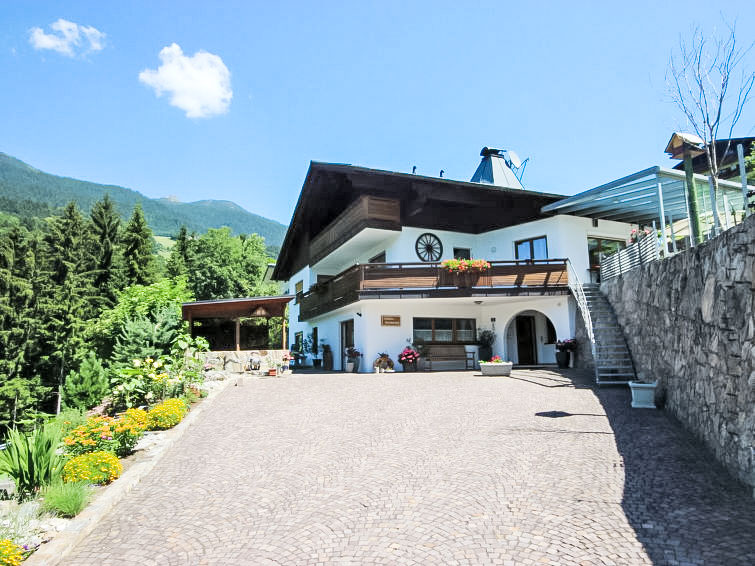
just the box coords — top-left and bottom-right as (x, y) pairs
(628, 381), (657, 409)
(479, 362), (513, 376)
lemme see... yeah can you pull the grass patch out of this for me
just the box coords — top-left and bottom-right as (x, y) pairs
(41, 481), (91, 518)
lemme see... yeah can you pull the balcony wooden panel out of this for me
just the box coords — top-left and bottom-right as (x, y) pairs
(299, 260), (569, 321)
(309, 196), (401, 265)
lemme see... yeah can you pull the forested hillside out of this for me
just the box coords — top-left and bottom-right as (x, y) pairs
(0, 152), (287, 245)
(0, 195), (281, 433)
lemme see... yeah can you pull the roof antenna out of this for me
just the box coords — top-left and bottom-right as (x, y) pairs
(439, 169), (444, 177)
(412, 165), (417, 174)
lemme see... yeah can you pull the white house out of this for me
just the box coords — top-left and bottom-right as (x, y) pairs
(272, 148), (631, 371)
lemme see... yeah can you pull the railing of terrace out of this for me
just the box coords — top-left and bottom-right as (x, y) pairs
(566, 260), (598, 383)
(600, 234), (660, 280)
(298, 259), (569, 320)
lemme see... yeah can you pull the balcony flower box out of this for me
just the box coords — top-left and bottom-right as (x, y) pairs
(479, 356), (513, 376)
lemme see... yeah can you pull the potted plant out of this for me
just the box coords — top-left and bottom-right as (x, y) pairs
(280, 353), (291, 373)
(321, 343), (334, 371)
(344, 347), (361, 372)
(628, 377), (658, 409)
(373, 353), (395, 372)
(397, 346), (420, 372)
(555, 339), (577, 368)
(477, 329), (496, 362)
(479, 355), (513, 376)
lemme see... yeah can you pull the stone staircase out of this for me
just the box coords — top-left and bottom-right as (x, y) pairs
(582, 283), (635, 385)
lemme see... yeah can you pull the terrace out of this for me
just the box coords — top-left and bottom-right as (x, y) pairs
(298, 259), (569, 321)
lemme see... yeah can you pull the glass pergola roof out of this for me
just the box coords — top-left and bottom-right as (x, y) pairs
(542, 166), (750, 239)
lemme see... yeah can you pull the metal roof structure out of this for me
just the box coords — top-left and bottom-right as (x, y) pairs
(541, 166), (750, 239)
(470, 147), (524, 189)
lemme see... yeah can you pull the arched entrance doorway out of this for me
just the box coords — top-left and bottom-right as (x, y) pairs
(504, 310), (557, 365)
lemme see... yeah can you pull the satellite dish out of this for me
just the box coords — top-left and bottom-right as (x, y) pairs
(507, 150), (522, 169)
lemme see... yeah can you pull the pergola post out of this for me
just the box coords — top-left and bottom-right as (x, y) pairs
(188, 313), (194, 338)
(683, 150), (703, 244)
(668, 215), (677, 253)
(234, 318), (240, 352)
(281, 317), (287, 349)
(656, 182), (669, 257)
(708, 174), (721, 236)
(738, 144), (751, 217)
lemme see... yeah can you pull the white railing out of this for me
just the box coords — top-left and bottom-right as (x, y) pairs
(567, 260), (598, 383)
(600, 234), (660, 280)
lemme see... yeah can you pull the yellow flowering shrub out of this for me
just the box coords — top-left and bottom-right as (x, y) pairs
(0, 540), (24, 566)
(64, 412), (146, 458)
(62, 451), (122, 484)
(146, 398), (189, 430)
(63, 416), (117, 456)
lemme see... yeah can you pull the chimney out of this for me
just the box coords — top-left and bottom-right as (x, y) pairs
(470, 147), (524, 189)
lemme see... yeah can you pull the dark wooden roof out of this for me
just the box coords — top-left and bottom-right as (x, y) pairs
(273, 162), (564, 281)
(181, 296), (293, 320)
(671, 137), (754, 178)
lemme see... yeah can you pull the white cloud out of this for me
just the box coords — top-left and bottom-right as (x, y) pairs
(138, 43), (232, 118)
(29, 18), (105, 57)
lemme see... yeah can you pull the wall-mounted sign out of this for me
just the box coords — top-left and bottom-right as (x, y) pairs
(381, 315), (401, 327)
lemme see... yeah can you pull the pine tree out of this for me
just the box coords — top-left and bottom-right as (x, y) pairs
(90, 195), (123, 306)
(63, 351), (109, 411)
(166, 225), (192, 279)
(122, 204), (156, 286)
(40, 202), (97, 413)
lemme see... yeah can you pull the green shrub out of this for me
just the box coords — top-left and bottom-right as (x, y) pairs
(63, 352), (109, 411)
(0, 424), (64, 498)
(41, 481), (91, 517)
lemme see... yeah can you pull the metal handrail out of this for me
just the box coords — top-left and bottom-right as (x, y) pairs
(566, 260), (598, 383)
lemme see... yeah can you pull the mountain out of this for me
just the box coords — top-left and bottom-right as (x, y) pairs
(0, 153), (287, 246)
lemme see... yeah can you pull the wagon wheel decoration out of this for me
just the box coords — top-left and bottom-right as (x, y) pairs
(415, 233), (443, 262)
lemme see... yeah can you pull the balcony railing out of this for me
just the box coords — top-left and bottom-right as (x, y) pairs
(299, 259), (569, 320)
(309, 196), (401, 265)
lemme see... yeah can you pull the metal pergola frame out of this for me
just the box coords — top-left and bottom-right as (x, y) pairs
(542, 166), (751, 248)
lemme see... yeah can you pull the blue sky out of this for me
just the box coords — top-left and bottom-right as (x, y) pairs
(1, 1), (754, 226)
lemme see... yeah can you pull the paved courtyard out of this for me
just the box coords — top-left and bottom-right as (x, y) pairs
(64, 370), (755, 565)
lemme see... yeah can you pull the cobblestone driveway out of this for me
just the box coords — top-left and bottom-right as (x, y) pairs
(65, 370), (755, 565)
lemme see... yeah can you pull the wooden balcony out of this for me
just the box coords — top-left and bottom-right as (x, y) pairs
(309, 196), (401, 265)
(298, 259), (569, 321)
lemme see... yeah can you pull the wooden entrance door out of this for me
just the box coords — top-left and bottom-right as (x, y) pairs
(516, 315), (537, 365)
(340, 319), (354, 370)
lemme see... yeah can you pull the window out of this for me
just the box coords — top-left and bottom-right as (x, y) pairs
(412, 318), (477, 343)
(295, 280), (304, 294)
(453, 247), (471, 260)
(369, 251), (386, 263)
(587, 238), (625, 269)
(311, 327), (318, 354)
(294, 331), (303, 352)
(515, 236), (548, 260)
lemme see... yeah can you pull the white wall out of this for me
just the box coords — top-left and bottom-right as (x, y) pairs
(298, 295), (574, 372)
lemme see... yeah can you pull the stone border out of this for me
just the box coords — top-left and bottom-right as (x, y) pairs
(25, 378), (234, 566)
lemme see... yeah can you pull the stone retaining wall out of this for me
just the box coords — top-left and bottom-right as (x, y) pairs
(601, 214), (755, 493)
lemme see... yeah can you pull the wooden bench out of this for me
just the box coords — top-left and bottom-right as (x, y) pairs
(424, 344), (476, 371)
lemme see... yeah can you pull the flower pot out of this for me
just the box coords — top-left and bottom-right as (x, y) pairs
(345, 361), (355, 372)
(402, 361), (417, 372)
(268, 368), (277, 376)
(374, 367), (380, 373)
(629, 381), (657, 409)
(479, 362), (513, 376)
(556, 351), (570, 369)
(313, 359), (322, 369)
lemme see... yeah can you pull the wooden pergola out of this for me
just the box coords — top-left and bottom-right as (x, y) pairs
(181, 296), (294, 352)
